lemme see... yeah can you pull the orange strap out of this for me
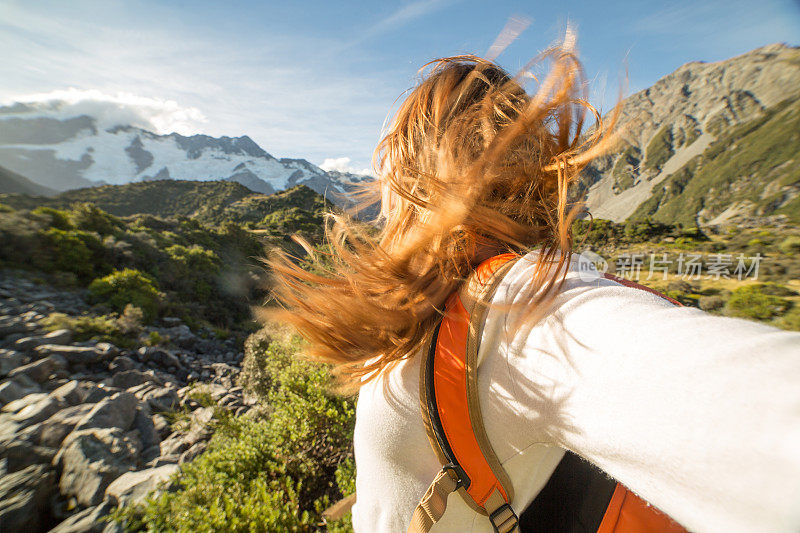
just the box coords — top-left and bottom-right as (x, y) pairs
(431, 253), (518, 507)
(598, 485), (687, 533)
(433, 291), (510, 506)
(411, 253), (520, 533)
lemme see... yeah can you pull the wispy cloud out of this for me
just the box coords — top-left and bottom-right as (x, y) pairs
(337, 0), (459, 52)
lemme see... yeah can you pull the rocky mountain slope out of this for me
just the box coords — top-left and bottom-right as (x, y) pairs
(578, 43), (800, 225)
(0, 164), (57, 197)
(0, 104), (369, 202)
(0, 273), (251, 531)
(0, 186), (347, 531)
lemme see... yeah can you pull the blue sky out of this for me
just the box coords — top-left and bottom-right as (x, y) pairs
(2, 0), (798, 173)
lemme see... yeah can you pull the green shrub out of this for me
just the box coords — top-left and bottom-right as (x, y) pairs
(621, 219), (681, 243)
(778, 236), (800, 255)
(644, 126), (674, 171)
(165, 244), (221, 300)
(117, 304), (144, 334)
(146, 331), (164, 346)
(778, 308), (800, 331)
(725, 284), (791, 320)
(698, 295), (725, 312)
(664, 290), (699, 307)
(40, 312), (133, 347)
(118, 328), (356, 532)
(39, 228), (102, 278)
(32, 206), (73, 230)
(239, 324), (304, 398)
(69, 202), (122, 235)
(186, 387), (217, 408)
(88, 268), (162, 322)
(166, 245), (220, 272)
(755, 283), (797, 297)
(261, 206), (324, 236)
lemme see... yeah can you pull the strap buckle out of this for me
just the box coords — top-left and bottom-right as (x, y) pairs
(489, 502), (519, 533)
(441, 463), (470, 490)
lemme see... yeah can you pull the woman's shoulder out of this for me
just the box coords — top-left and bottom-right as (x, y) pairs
(496, 249), (677, 311)
(493, 249), (795, 367)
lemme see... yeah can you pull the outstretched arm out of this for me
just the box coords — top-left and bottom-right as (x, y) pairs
(503, 275), (800, 533)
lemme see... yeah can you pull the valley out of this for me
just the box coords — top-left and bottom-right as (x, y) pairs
(0, 41), (797, 532)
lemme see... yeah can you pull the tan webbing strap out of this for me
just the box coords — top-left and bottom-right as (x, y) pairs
(407, 468), (459, 533)
(321, 493), (356, 522)
(463, 257), (519, 505)
(462, 257), (521, 533)
(484, 488), (521, 533)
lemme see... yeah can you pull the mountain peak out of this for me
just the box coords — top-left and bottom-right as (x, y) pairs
(580, 43), (800, 225)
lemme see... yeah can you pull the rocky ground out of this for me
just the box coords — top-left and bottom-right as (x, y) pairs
(0, 270), (256, 532)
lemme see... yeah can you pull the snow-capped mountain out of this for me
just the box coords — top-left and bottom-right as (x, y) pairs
(0, 102), (372, 202)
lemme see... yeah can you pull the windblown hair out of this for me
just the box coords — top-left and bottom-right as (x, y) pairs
(268, 41), (620, 389)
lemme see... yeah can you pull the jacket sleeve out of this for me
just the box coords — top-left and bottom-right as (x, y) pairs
(502, 275), (800, 533)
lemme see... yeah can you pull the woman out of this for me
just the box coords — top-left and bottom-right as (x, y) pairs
(270, 44), (800, 533)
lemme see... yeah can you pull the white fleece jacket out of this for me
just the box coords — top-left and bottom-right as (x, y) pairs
(351, 251), (800, 533)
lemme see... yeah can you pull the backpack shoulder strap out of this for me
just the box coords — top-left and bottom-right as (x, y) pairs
(409, 260), (690, 533)
(410, 253), (521, 533)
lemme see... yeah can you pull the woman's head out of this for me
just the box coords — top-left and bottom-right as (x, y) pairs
(374, 53), (596, 256)
(269, 43), (618, 388)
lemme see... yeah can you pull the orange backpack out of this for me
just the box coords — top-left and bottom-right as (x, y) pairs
(408, 253), (687, 533)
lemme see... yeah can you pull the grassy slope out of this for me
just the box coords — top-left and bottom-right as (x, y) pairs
(0, 182), (333, 332)
(0, 179), (255, 220)
(633, 98), (800, 225)
(0, 164), (57, 196)
(0, 180), (332, 230)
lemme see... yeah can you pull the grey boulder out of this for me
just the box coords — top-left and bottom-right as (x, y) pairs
(73, 392), (138, 433)
(35, 345), (105, 365)
(104, 463), (178, 506)
(0, 350), (26, 377)
(0, 463), (56, 531)
(37, 403), (94, 448)
(8, 355), (66, 383)
(54, 427), (140, 507)
(142, 387), (180, 413)
(0, 380), (30, 405)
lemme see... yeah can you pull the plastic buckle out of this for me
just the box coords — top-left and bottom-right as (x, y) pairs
(441, 463), (470, 490)
(489, 502), (518, 533)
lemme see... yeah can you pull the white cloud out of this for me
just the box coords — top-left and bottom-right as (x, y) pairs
(3, 88), (208, 135)
(0, 2), (392, 166)
(320, 157), (373, 176)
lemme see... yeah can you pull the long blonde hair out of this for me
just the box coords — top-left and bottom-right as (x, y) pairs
(269, 41), (619, 388)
